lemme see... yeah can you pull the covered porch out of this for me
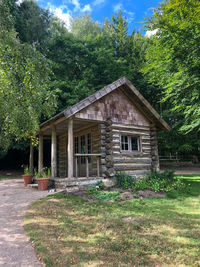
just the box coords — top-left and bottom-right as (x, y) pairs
(29, 116), (104, 188)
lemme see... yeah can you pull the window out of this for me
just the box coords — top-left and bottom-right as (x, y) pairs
(121, 135), (140, 152)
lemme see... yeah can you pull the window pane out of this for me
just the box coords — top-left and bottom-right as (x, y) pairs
(131, 137), (138, 150)
(125, 143), (129, 150)
(121, 135), (129, 150)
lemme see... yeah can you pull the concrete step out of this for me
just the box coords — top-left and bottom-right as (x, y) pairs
(53, 177), (115, 190)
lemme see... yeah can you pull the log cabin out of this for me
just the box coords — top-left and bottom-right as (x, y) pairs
(31, 77), (170, 189)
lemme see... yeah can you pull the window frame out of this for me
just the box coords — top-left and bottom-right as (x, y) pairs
(120, 134), (142, 153)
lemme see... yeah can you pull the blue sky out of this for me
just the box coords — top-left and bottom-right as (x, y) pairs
(36, 0), (162, 33)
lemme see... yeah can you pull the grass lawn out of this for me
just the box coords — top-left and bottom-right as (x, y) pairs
(24, 175), (200, 267)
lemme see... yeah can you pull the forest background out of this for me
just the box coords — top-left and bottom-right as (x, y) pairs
(0, 0), (199, 169)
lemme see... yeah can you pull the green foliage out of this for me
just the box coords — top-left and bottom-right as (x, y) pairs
(23, 165), (32, 175)
(141, 170), (190, 193)
(0, 0), (57, 150)
(34, 169), (40, 179)
(115, 172), (136, 189)
(147, 169), (175, 182)
(34, 168), (50, 178)
(86, 180), (105, 194)
(134, 179), (149, 190)
(144, 0), (200, 133)
(13, 0), (51, 51)
(134, 170), (189, 193)
(93, 191), (121, 201)
(96, 180), (105, 190)
(41, 168), (51, 178)
(86, 185), (97, 195)
(71, 15), (101, 40)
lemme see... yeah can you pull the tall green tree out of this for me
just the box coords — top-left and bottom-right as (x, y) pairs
(0, 1), (57, 150)
(144, 0), (200, 133)
(71, 15), (101, 40)
(104, 10), (128, 58)
(7, 0), (51, 51)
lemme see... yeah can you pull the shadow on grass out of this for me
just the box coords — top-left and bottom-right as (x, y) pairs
(24, 186), (200, 267)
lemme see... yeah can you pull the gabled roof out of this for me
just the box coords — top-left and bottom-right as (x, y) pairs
(40, 77), (170, 131)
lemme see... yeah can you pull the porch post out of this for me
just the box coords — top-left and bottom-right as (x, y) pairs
(29, 140), (34, 174)
(51, 124), (57, 178)
(38, 132), (43, 175)
(67, 118), (73, 178)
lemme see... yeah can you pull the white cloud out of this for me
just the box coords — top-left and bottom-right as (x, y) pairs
(16, 0), (23, 6)
(71, 0), (80, 11)
(81, 4), (92, 12)
(54, 8), (72, 29)
(145, 29), (158, 37)
(93, 0), (105, 6)
(113, 3), (123, 13)
(47, 3), (72, 30)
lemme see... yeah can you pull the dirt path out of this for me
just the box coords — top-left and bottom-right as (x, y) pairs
(0, 178), (52, 266)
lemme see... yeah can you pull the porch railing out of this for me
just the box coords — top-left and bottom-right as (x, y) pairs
(74, 154), (101, 178)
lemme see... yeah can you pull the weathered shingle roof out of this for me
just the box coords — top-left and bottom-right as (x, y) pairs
(40, 77), (170, 131)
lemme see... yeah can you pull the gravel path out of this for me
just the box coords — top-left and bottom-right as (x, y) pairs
(0, 178), (52, 267)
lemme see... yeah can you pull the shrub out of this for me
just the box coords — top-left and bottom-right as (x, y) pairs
(86, 185), (98, 195)
(93, 191), (120, 201)
(143, 170), (190, 193)
(147, 169), (175, 182)
(115, 172), (136, 189)
(96, 180), (105, 190)
(86, 180), (105, 194)
(134, 179), (149, 190)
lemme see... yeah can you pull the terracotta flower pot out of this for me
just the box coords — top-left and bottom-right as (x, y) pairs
(22, 174), (33, 186)
(37, 178), (49, 191)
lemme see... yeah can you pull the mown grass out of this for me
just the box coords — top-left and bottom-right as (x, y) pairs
(24, 175), (200, 267)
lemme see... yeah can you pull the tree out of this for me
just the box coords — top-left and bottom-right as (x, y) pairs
(8, 0), (51, 51)
(104, 10), (128, 58)
(71, 15), (101, 40)
(144, 0), (200, 132)
(0, 1), (57, 150)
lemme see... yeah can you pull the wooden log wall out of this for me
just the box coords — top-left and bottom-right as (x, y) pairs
(150, 125), (160, 171)
(57, 122), (160, 178)
(112, 123), (153, 177)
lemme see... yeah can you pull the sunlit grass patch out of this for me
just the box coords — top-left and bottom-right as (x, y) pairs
(24, 174), (200, 267)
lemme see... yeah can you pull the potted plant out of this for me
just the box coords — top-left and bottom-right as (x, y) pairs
(35, 168), (50, 191)
(22, 166), (33, 186)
